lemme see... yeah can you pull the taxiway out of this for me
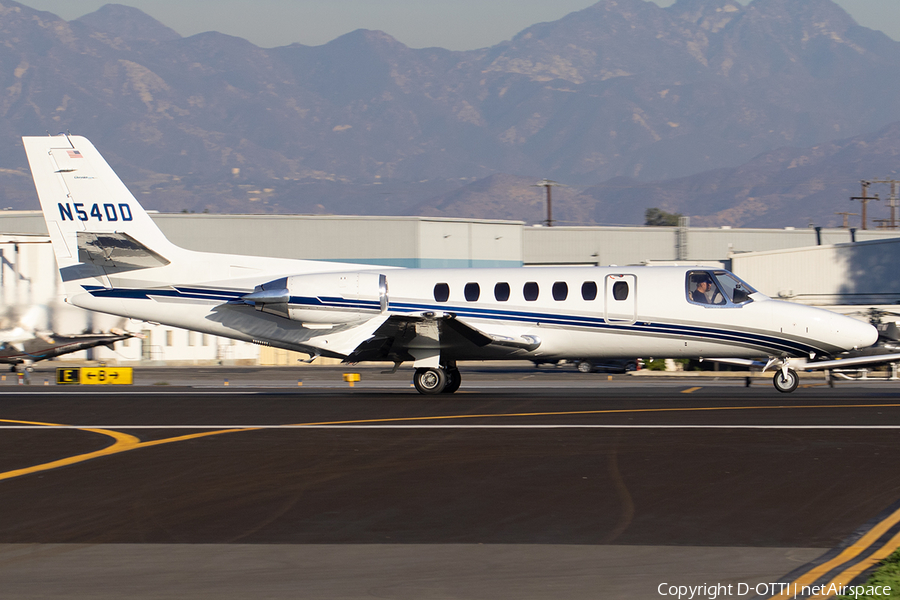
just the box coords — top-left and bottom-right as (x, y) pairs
(1, 368), (899, 599)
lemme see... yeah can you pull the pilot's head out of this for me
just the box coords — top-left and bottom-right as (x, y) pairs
(694, 275), (712, 290)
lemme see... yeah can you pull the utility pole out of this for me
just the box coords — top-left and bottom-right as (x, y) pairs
(870, 180), (900, 229)
(851, 180), (880, 230)
(891, 181), (897, 229)
(534, 179), (558, 227)
(834, 212), (858, 228)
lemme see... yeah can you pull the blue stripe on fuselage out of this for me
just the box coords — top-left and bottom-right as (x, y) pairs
(81, 285), (819, 355)
(386, 301), (813, 355)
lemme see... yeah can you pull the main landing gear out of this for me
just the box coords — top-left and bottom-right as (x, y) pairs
(413, 365), (461, 394)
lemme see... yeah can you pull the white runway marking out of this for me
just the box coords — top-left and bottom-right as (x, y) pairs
(0, 379), (896, 395)
(3, 424), (900, 430)
(0, 391), (274, 395)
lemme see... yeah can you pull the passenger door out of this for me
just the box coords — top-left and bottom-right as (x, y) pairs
(605, 274), (636, 323)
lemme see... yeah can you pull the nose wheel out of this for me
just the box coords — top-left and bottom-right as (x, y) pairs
(413, 367), (462, 394)
(773, 368), (799, 393)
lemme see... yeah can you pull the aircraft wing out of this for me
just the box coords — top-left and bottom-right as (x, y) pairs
(345, 314), (540, 363)
(706, 352), (900, 372)
(798, 352), (900, 371)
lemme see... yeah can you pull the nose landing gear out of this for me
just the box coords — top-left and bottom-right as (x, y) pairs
(764, 357), (800, 393)
(772, 364), (799, 393)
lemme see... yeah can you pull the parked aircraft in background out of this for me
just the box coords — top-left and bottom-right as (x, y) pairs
(533, 358), (639, 374)
(23, 135), (878, 393)
(0, 329), (136, 371)
(0, 291), (136, 372)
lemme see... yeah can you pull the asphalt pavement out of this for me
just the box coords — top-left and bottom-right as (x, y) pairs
(1, 368), (899, 599)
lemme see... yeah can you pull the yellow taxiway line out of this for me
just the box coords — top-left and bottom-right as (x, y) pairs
(0, 418), (255, 483)
(4, 402), (900, 482)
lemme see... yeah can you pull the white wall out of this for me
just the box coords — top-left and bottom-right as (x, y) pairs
(730, 238), (900, 305)
(0, 234), (259, 366)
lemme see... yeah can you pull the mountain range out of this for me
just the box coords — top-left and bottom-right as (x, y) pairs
(1, 0), (899, 228)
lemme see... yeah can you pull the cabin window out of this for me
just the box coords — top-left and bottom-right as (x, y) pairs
(612, 281), (629, 301)
(464, 282), (480, 302)
(552, 281), (568, 301)
(582, 281), (598, 301)
(523, 281), (539, 301)
(434, 283), (450, 302)
(494, 282), (510, 302)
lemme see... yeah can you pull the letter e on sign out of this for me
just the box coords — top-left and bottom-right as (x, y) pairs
(56, 368), (81, 384)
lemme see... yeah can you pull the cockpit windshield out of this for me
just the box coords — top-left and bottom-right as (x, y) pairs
(711, 271), (756, 304)
(687, 270), (756, 306)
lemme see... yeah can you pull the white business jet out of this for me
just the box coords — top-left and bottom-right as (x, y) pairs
(23, 135), (877, 394)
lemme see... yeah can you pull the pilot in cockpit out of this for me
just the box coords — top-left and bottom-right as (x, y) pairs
(690, 274), (724, 305)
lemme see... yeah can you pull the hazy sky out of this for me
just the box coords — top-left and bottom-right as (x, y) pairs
(14, 0), (900, 50)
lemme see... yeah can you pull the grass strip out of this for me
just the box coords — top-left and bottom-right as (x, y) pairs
(838, 548), (900, 599)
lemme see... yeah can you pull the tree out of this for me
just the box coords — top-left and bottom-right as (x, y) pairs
(645, 207), (682, 226)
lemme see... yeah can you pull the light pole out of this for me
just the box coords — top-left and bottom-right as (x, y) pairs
(534, 179), (558, 227)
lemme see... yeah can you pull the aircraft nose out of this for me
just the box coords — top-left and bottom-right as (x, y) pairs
(844, 316), (878, 350)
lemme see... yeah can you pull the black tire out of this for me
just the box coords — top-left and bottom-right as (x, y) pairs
(414, 367), (447, 394)
(773, 369), (799, 393)
(442, 368), (461, 394)
(576, 360), (594, 373)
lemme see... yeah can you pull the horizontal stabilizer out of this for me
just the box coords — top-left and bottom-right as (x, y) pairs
(77, 231), (170, 271)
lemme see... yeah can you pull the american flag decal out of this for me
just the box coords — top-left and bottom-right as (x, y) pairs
(67, 150), (83, 158)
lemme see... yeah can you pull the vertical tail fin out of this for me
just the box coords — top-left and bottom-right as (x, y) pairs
(23, 135), (180, 292)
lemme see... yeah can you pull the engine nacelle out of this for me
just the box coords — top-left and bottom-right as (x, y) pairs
(243, 272), (388, 326)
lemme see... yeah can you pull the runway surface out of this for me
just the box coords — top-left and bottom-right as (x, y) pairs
(2, 367), (900, 598)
